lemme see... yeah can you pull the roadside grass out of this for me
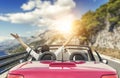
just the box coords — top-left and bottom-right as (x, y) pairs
(92, 47), (120, 59)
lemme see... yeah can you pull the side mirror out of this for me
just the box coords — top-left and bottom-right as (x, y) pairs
(102, 59), (108, 64)
(19, 59), (24, 63)
(94, 50), (108, 64)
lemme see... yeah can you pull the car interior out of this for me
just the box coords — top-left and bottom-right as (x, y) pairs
(29, 46), (91, 61)
(69, 52), (88, 61)
(38, 52), (56, 61)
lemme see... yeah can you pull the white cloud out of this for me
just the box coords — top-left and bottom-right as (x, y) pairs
(0, 16), (9, 21)
(0, 0), (76, 29)
(7, 12), (39, 24)
(21, 0), (35, 11)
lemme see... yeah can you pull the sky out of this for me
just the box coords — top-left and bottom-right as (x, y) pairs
(0, 0), (108, 42)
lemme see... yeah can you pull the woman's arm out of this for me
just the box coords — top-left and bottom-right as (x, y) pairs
(10, 33), (39, 60)
(11, 33), (28, 49)
(54, 36), (73, 56)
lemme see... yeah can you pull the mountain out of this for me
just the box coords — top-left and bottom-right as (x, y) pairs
(73, 0), (120, 49)
(29, 30), (66, 47)
(92, 0), (120, 49)
(0, 39), (18, 51)
(0, 37), (35, 51)
(71, 0), (120, 59)
(0, 30), (66, 53)
(93, 20), (120, 49)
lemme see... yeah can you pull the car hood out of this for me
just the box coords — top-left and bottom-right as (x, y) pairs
(9, 61), (117, 78)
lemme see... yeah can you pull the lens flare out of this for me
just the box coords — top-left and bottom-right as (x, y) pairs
(54, 15), (75, 34)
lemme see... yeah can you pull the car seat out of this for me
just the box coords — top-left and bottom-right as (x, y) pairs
(38, 52), (56, 61)
(69, 52), (88, 61)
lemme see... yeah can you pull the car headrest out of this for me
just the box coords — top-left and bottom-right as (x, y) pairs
(38, 52), (56, 61)
(69, 52), (88, 61)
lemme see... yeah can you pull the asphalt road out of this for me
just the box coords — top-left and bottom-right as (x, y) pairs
(108, 59), (120, 76)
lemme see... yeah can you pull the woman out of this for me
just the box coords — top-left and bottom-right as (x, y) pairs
(10, 33), (65, 60)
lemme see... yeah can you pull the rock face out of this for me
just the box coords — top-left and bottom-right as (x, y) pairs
(93, 21), (120, 49)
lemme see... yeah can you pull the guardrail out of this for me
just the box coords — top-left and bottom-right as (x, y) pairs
(0, 52), (27, 74)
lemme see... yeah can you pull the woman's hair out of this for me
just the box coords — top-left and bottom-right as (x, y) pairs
(41, 45), (50, 53)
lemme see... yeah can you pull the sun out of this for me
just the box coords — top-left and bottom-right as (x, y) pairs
(54, 15), (75, 33)
(56, 21), (72, 33)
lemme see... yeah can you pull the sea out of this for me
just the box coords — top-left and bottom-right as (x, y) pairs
(0, 50), (7, 57)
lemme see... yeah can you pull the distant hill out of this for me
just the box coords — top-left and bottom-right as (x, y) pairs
(0, 37), (35, 51)
(0, 39), (19, 51)
(3, 30), (66, 53)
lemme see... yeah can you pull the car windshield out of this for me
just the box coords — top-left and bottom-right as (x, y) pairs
(49, 45), (93, 61)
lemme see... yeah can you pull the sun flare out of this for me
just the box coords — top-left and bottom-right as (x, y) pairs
(56, 21), (72, 33)
(54, 15), (75, 33)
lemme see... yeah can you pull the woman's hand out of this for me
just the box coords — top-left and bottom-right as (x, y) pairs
(10, 33), (28, 49)
(10, 33), (20, 39)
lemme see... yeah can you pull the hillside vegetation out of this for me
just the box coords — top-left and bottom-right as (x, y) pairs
(72, 0), (120, 59)
(72, 0), (120, 44)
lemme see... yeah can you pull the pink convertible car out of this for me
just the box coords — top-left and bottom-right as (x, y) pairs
(7, 45), (119, 78)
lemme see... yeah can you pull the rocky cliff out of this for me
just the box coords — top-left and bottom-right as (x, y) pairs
(94, 23), (120, 49)
(77, 0), (120, 50)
